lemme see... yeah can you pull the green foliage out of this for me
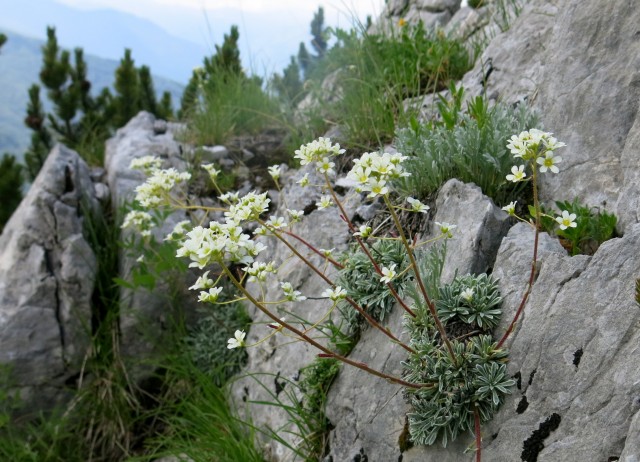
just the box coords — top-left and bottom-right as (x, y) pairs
(184, 301), (251, 386)
(304, 22), (473, 148)
(270, 56), (305, 107)
(113, 49), (141, 128)
(436, 274), (502, 330)
(0, 33), (6, 50)
(403, 335), (514, 446)
(0, 154), (23, 231)
(468, 0), (486, 8)
(139, 361), (264, 462)
(533, 199), (618, 256)
(296, 357), (340, 459)
(337, 239), (411, 335)
(395, 89), (539, 204)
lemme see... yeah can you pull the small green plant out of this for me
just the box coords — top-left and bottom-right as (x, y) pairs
(436, 274), (502, 331)
(531, 199), (617, 256)
(296, 357), (341, 460)
(395, 88), (539, 205)
(185, 300), (252, 386)
(337, 239), (412, 335)
(403, 335), (514, 446)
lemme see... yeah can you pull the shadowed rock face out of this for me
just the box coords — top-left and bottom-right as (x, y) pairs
(0, 144), (99, 413)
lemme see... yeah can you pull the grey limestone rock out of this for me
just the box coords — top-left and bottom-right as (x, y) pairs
(0, 144), (99, 412)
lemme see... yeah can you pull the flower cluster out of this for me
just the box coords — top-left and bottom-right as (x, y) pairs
(176, 219), (267, 269)
(347, 151), (410, 198)
(165, 220), (192, 241)
(505, 129), (565, 183)
(281, 282), (307, 302)
(243, 261), (277, 283)
(121, 210), (154, 237)
(223, 191), (270, 224)
(130, 155), (164, 174)
(135, 168), (191, 208)
(294, 137), (345, 167)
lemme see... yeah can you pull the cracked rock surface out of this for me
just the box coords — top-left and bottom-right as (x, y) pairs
(0, 145), (99, 413)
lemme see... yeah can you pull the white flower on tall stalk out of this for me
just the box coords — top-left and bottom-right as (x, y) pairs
(506, 129), (566, 160)
(294, 137), (345, 166)
(202, 163), (221, 181)
(268, 165), (281, 181)
(316, 195), (334, 209)
(189, 270), (214, 290)
(265, 216), (286, 230)
(506, 165), (527, 183)
(407, 197), (430, 213)
(354, 225), (372, 238)
(537, 151), (562, 173)
(227, 330), (246, 349)
(460, 288), (474, 302)
(297, 173), (310, 187)
(366, 178), (389, 198)
(219, 191), (239, 204)
(281, 282), (307, 302)
(198, 286), (223, 303)
(320, 248), (335, 257)
(287, 209), (304, 223)
(243, 261), (277, 283)
(317, 157), (336, 176)
(129, 155), (163, 174)
(322, 286), (348, 301)
(380, 264), (397, 284)
(134, 168), (191, 208)
(502, 201), (517, 216)
(435, 221), (457, 238)
(555, 210), (577, 230)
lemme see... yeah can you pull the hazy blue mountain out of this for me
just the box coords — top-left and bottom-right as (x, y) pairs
(0, 0), (208, 83)
(0, 29), (184, 160)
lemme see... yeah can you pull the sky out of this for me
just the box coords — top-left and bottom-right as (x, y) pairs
(53, 0), (387, 78)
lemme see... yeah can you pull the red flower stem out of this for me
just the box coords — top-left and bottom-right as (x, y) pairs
(280, 229), (344, 269)
(264, 223), (417, 355)
(221, 263), (424, 389)
(323, 175), (417, 318)
(474, 406), (482, 462)
(497, 164), (540, 348)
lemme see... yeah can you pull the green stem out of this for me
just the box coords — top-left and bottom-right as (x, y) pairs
(221, 263), (425, 389)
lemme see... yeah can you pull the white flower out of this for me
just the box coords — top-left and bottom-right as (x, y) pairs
(297, 173), (310, 187)
(460, 288), (474, 302)
(281, 282), (307, 302)
(198, 286), (223, 303)
(354, 225), (372, 238)
(134, 168), (191, 208)
(316, 195), (334, 209)
(556, 210), (577, 230)
(129, 155), (163, 174)
(265, 216), (286, 229)
(407, 197), (430, 213)
(165, 220), (191, 241)
(320, 248), (335, 257)
(537, 152), (562, 173)
(380, 264), (397, 284)
(202, 163), (221, 181)
(268, 165), (281, 181)
(365, 178), (389, 198)
(227, 330), (246, 349)
(317, 157), (336, 176)
(121, 210), (154, 235)
(287, 209), (304, 223)
(502, 201), (517, 216)
(322, 286), (347, 301)
(268, 317), (286, 331)
(189, 271), (214, 290)
(294, 137), (345, 166)
(506, 165), (527, 183)
(435, 221), (457, 238)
